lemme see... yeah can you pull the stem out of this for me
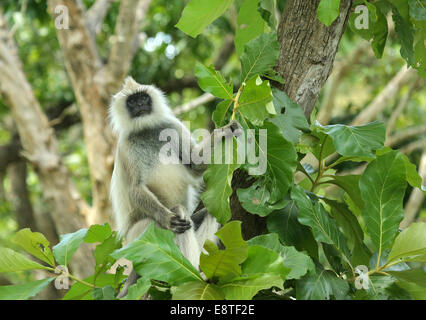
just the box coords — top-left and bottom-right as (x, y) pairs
(298, 164), (315, 185)
(230, 84), (245, 121)
(67, 273), (100, 289)
(311, 135), (328, 192)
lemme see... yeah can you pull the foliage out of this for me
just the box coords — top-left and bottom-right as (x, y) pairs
(0, 0), (425, 300)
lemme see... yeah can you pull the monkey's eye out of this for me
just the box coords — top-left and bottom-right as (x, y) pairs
(126, 91), (152, 118)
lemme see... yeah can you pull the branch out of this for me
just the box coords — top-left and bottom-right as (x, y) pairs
(400, 139), (426, 154)
(0, 10), (94, 278)
(400, 150), (426, 229)
(387, 124), (426, 147)
(174, 93), (215, 116)
(351, 66), (418, 125)
(85, 0), (115, 36)
(385, 79), (422, 140)
(317, 42), (371, 125)
(96, 0), (152, 96)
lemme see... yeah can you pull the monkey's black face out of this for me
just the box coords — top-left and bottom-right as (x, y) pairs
(126, 91), (152, 118)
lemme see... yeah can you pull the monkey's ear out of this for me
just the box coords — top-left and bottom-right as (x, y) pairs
(122, 76), (140, 91)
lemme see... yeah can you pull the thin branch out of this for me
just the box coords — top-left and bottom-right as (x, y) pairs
(351, 66), (418, 125)
(400, 150), (426, 229)
(386, 78), (422, 141)
(400, 139), (426, 154)
(174, 93), (215, 116)
(85, 0), (115, 36)
(97, 0), (152, 96)
(387, 124), (426, 147)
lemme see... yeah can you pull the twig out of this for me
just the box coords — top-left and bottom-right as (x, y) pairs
(174, 93), (215, 116)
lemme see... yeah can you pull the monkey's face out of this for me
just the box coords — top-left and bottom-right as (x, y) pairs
(126, 91), (152, 118)
(109, 76), (175, 134)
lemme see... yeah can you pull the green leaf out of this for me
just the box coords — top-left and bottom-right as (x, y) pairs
(392, 6), (415, 66)
(92, 285), (116, 300)
(317, 0), (341, 27)
(212, 100), (233, 127)
(238, 76), (273, 126)
(316, 121), (386, 158)
(409, 0), (426, 20)
(53, 228), (88, 266)
(94, 232), (122, 276)
(121, 277), (151, 300)
(271, 88), (309, 144)
(291, 186), (351, 263)
(359, 151), (407, 258)
(220, 274), (283, 300)
(296, 269), (349, 300)
(235, 0), (266, 56)
(194, 62), (233, 100)
(0, 248), (51, 273)
(401, 153), (423, 189)
(247, 234), (314, 280)
(396, 280), (426, 300)
(242, 245), (290, 280)
(387, 222), (426, 263)
(200, 221), (248, 280)
(84, 223), (112, 243)
(327, 175), (364, 210)
(258, 0), (278, 29)
(0, 278), (54, 300)
(172, 281), (224, 300)
(201, 140), (240, 225)
(63, 273), (124, 300)
(240, 32), (280, 83)
(267, 201), (319, 259)
(111, 223), (202, 285)
(13, 228), (55, 266)
(255, 122), (298, 202)
(175, 0), (234, 38)
(237, 181), (289, 217)
(388, 269), (426, 287)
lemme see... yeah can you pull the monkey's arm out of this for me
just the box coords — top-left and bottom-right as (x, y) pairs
(128, 184), (190, 233)
(178, 120), (243, 176)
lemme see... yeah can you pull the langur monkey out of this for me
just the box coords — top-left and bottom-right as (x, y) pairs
(109, 77), (241, 297)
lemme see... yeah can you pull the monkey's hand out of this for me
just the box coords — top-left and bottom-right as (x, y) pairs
(169, 205), (192, 234)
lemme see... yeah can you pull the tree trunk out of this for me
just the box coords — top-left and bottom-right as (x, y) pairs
(230, 0), (353, 239)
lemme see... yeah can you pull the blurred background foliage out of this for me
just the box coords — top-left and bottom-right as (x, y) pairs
(0, 0), (424, 283)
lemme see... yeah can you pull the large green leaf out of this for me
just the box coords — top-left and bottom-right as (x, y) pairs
(317, 0), (341, 27)
(172, 281), (224, 300)
(111, 223), (202, 285)
(396, 280), (426, 300)
(175, 0), (234, 38)
(235, 0), (265, 56)
(53, 228), (88, 266)
(409, 0), (426, 20)
(392, 6), (415, 66)
(238, 76), (273, 126)
(266, 201), (318, 259)
(247, 234), (314, 280)
(387, 222), (426, 263)
(200, 221), (248, 280)
(212, 99), (233, 127)
(316, 121), (386, 158)
(389, 269), (426, 287)
(359, 151), (407, 259)
(323, 199), (371, 266)
(220, 274), (283, 300)
(254, 122), (297, 202)
(84, 223), (112, 243)
(240, 32), (280, 83)
(201, 140), (240, 225)
(194, 62), (233, 100)
(296, 269), (349, 300)
(271, 88), (309, 144)
(12, 228), (55, 266)
(121, 277), (151, 300)
(0, 248), (50, 273)
(0, 278), (54, 300)
(291, 186), (350, 263)
(63, 273), (124, 300)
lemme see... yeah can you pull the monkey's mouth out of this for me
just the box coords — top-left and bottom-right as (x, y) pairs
(126, 91), (152, 118)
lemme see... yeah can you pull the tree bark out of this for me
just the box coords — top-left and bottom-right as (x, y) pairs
(274, 0), (353, 118)
(230, 0), (353, 239)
